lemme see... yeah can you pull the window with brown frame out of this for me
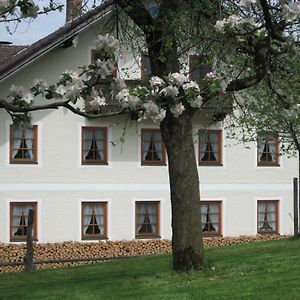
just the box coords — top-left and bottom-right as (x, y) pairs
(257, 133), (279, 166)
(82, 127), (108, 165)
(201, 201), (222, 236)
(10, 202), (37, 242)
(141, 53), (152, 80)
(136, 201), (160, 238)
(82, 202), (107, 240)
(199, 130), (222, 166)
(91, 49), (117, 78)
(189, 55), (212, 82)
(141, 129), (166, 165)
(257, 200), (279, 234)
(10, 125), (38, 164)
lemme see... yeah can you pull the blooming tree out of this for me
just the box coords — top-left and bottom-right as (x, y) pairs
(2, 0), (300, 271)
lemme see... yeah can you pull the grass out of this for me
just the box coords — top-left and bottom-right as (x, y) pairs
(1, 239), (300, 299)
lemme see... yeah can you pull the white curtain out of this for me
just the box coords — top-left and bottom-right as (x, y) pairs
(12, 129), (23, 158)
(12, 205), (31, 236)
(24, 129), (34, 159)
(94, 130), (104, 160)
(199, 132), (208, 160)
(269, 142), (276, 161)
(258, 140), (265, 161)
(83, 204), (103, 234)
(209, 132), (219, 161)
(84, 129), (94, 159)
(258, 203), (275, 230)
(201, 204), (208, 230)
(143, 132), (162, 160)
(137, 204), (157, 233)
(209, 203), (219, 232)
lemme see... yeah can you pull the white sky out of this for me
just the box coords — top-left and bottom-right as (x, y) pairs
(0, 0), (66, 45)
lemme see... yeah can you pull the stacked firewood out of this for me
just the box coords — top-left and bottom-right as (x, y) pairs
(0, 235), (287, 273)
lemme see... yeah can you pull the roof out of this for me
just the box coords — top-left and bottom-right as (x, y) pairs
(0, 0), (115, 82)
(0, 45), (27, 63)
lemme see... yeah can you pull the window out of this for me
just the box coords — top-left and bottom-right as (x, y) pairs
(141, 53), (152, 80)
(189, 55), (212, 82)
(91, 49), (117, 78)
(136, 201), (160, 238)
(141, 129), (166, 165)
(201, 201), (222, 236)
(257, 133), (279, 166)
(82, 202), (107, 240)
(257, 200), (279, 234)
(82, 127), (108, 165)
(199, 130), (222, 166)
(10, 202), (37, 242)
(10, 125), (38, 164)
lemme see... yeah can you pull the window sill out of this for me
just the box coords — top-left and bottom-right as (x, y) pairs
(257, 163), (280, 167)
(82, 162), (109, 165)
(10, 161), (38, 165)
(135, 235), (161, 239)
(141, 162), (167, 166)
(257, 231), (279, 235)
(82, 236), (108, 240)
(10, 238), (38, 242)
(199, 163), (223, 167)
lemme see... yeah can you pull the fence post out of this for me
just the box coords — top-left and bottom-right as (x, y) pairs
(294, 178), (299, 237)
(24, 209), (35, 272)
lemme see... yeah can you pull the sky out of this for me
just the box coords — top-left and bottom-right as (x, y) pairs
(0, 0), (66, 45)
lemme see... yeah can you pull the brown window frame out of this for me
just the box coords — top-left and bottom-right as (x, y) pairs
(201, 201), (222, 236)
(141, 128), (166, 166)
(81, 127), (108, 165)
(10, 202), (37, 242)
(257, 200), (279, 234)
(198, 130), (223, 166)
(257, 134), (279, 166)
(135, 201), (160, 239)
(81, 202), (108, 240)
(189, 55), (212, 82)
(141, 53), (152, 80)
(91, 49), (117, 78)
(10, 125), (38, 164)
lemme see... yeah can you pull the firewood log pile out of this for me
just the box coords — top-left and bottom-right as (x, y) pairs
(0, 235), (287, 273)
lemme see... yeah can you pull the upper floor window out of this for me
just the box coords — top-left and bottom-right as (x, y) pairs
(257, 200), (278, 234)
(82, 127), (108, 165)
(136, 201), (160, 238)
(189, 55), (212, 82)
(201, 201), (222, 236)
(141, 53), (152, 80)
(199, 130), (222, 166)
(10, 125), (38, 164)
(10, 202), (37, 242)
(82, 202), (107, 240)
(141, 129), (166, 165)
(257, 133), (279, 166)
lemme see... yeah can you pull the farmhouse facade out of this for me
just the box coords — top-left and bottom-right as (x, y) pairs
(0, 1), (297, 244)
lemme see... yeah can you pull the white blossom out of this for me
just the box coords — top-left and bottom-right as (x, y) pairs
(33, 79), (48, 93)
(215, 20), (225, 31)
(9, 85), (33, 104)
(116, 89), (141, 109)
(160, 85), (179, 98)
(89, 96), (106, 109)
(188, 95), (203, 108)
(150, 76), (164, 87)
(170, 102), (185, 118)
(238, 0), (256, 8)
(168, 72), (186, 86)
(95, 58), (115, 78)
(95, 34), (119, 53)
(152, 109), (166, 124)
(55, 85), (66, 96)
(22, 92), (33, 104)
(227, 15), (241, 27)
(143, 100), (160, 115)
(182, 81), (200, 92)
(205, 72), (216, 80)
(0, 0), (10, 8)
(283, 2), (300, 22)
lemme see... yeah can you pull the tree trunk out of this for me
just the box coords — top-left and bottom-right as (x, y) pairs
(24, 209), (35, 272)
(160, 110), (204, 271)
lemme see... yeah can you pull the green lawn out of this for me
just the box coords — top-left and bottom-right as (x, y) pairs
(0, 239), (300, 299)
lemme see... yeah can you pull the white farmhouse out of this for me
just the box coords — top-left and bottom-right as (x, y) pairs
(0, 0), (297, 244)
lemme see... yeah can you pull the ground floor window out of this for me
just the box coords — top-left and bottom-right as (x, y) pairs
(136, 201), (160, 238)
(81, 202), (107, 240)
(257, 200), (279, 234)
(10, 202), (37, 242)
(201, 201), (222, 236)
